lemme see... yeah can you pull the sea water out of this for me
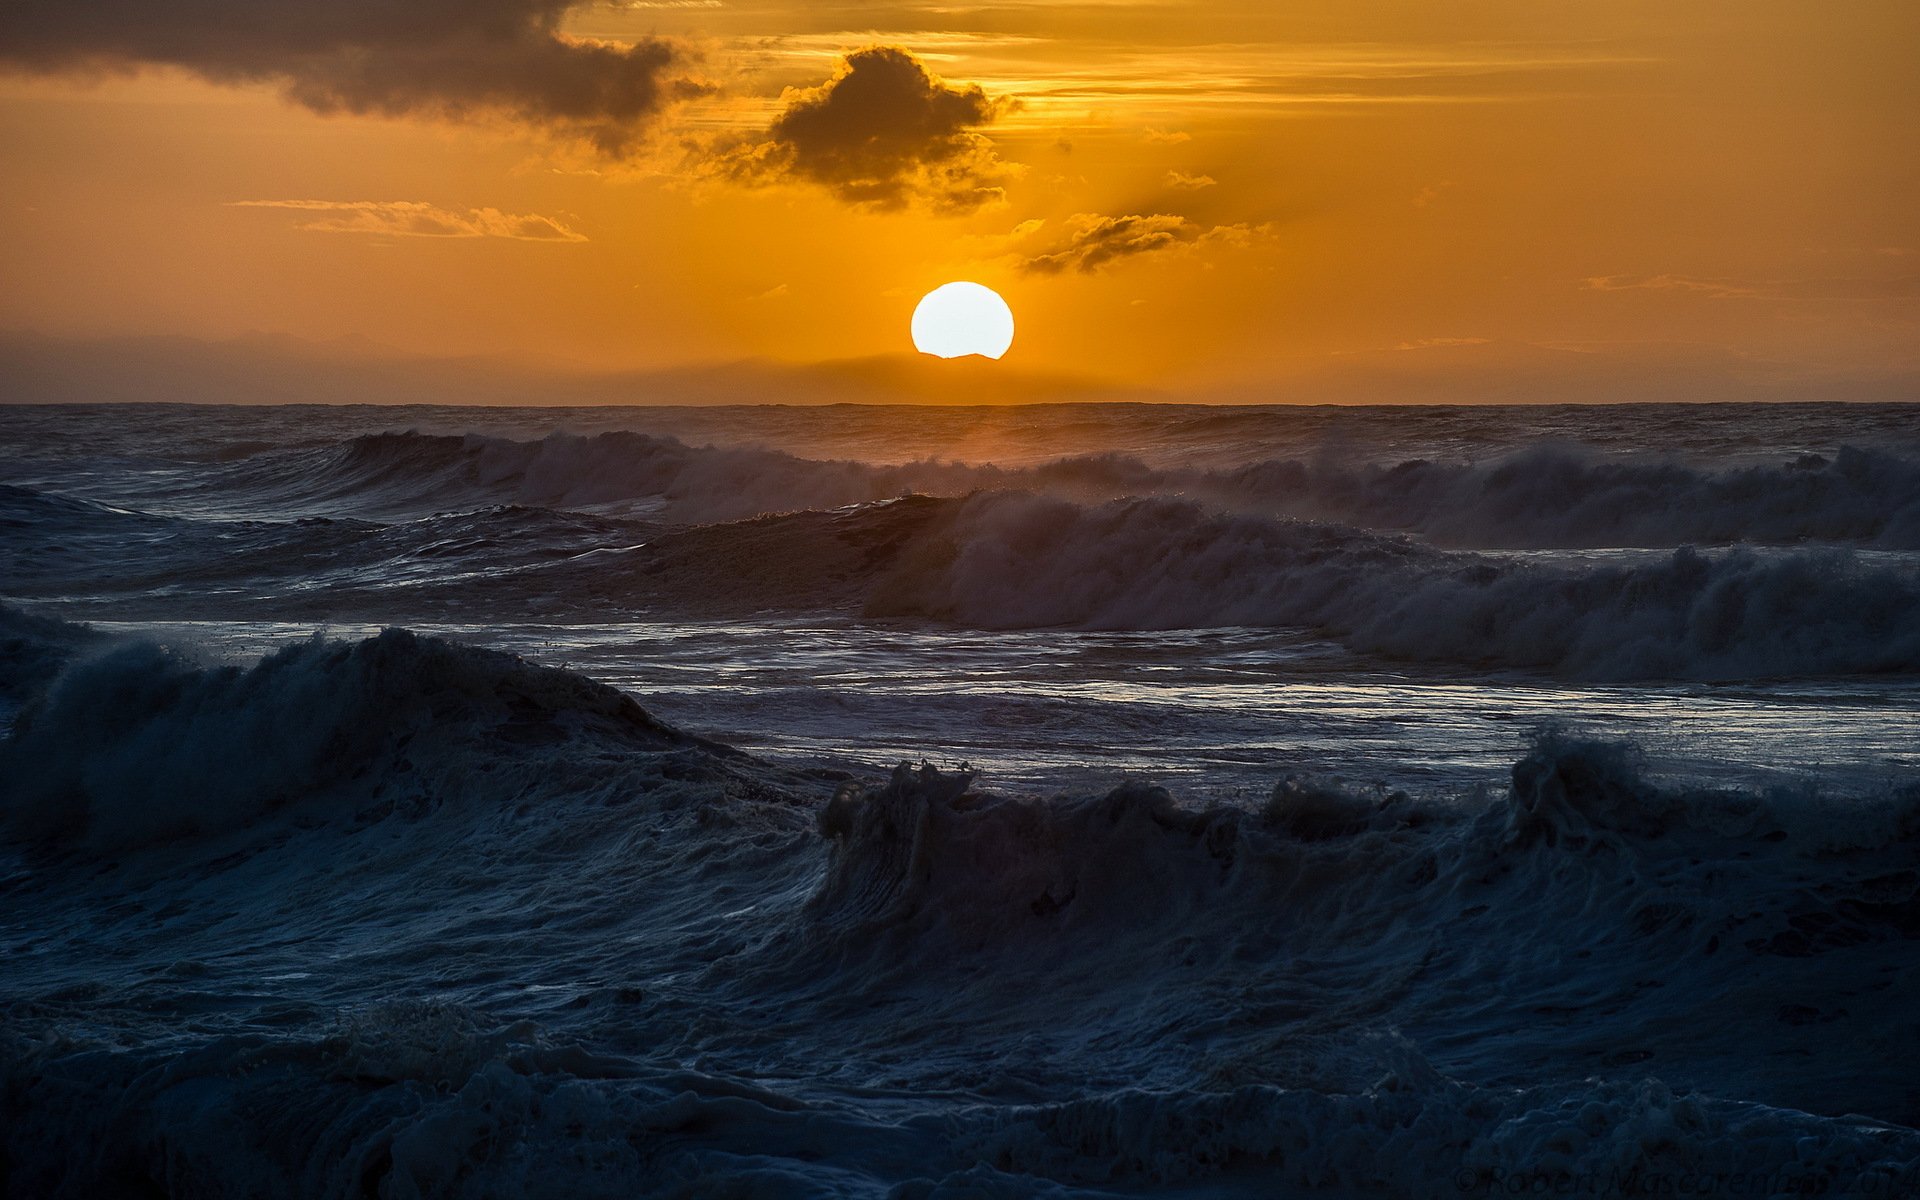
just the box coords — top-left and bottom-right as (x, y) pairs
(3, 401), (1918, 1196)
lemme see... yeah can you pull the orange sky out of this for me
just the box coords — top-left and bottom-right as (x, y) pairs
(0, 1), (1915, 400)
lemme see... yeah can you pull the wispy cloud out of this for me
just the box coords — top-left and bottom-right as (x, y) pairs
(1010, 212), (1265, 274)
(1396, 336), (1490, 350)
(621, 25), (1650, 140)
(231, 200), (588, 242)
(1164, 170), (1217, 191)
(1585, 273), (1920, 301)
(1584, 274), (1757, 299)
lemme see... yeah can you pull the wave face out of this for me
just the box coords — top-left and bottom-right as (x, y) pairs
(859, 492), (1920, 678)
(8, 397), (1920, 545)
(0, 624), (713, 851)
(3, 619), (1918, 1196)
(69, 427), (1920, 547)
(8, 482), (1919, 679)
(0, 600), (102, 706)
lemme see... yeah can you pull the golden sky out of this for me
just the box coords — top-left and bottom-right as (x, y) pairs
(1, 0), (1915, 399)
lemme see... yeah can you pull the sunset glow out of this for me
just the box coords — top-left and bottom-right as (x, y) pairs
(0, 2), (1912, 401)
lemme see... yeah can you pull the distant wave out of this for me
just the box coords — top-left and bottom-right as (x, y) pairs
(194, 430), (984, 523)
(854, 492), (1920, 679)
(96, 430), (1920, 547)
(0, 483), (655, 607)
(1223, 443), (1920, 549)
(9, 487), (1919, 679)
(552, 490), (1920, 679)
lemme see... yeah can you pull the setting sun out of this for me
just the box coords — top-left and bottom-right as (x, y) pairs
(910, 282), (1015, 360)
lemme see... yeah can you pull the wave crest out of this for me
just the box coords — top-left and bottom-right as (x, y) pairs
(0, 626), (716, 851)
(169, 430), (1920, 547)
(862, 492), (1920, 678)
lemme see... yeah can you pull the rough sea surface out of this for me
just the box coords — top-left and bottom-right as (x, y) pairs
(2, 401), (1918, 1198)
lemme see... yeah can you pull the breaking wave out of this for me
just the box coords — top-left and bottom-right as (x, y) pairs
(11, 483), (1919, 679)
(103, 429), (1920, 547)
(856, 492), (1920, 678)
(0, 621), (723, 851)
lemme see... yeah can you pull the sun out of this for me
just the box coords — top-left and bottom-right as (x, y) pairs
(911, 282), (1015, 360)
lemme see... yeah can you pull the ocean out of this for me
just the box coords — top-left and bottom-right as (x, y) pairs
(2, 400), (1918, 1197)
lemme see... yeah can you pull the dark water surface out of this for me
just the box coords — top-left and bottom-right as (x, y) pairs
(3, 401), (1918, 1196)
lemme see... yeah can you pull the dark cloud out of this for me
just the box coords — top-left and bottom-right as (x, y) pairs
(1013, 214), (1175, 274)
(0, 1), (700, 153)
(1023, 214), (1191, 274)
(725, 47), (1013, 213)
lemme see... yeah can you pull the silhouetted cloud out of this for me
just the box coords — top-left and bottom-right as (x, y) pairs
(1015, 213), (1262, 274)
(0, 1), (701, 153)
(231, 200), (587, 241)
(722, 47), (1013, 213)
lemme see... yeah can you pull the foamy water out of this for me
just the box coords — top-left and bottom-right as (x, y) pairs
(3, 401), (1918, 1196)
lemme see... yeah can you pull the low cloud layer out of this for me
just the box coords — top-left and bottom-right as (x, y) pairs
(1015, 213), (1262, 275)
(1586, 273), (1920, 302)
(723, 47), (1013, 213)
(1584, 274), (1758, 299)
(232, 200), (587, 242)
(0, 1), (698, 153)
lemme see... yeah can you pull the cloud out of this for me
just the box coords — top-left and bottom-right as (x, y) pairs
(720, 47), (1014, 213)
(1013, 213), (1263, 275)
(1585, 273), (1920, 302)
(231, 200), (587, 242)
(1584, 274), (1758, 299)
(0, 1), (701, 154)
(1164, 170), (1217, 191)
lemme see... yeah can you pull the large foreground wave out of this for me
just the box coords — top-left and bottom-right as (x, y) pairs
(2, 621), (1917, 1195)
